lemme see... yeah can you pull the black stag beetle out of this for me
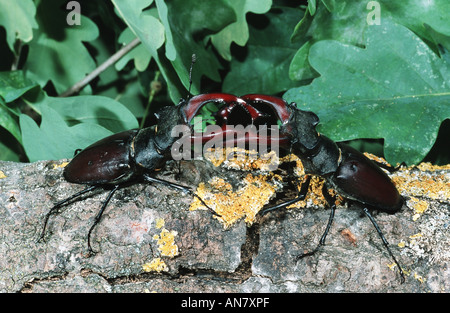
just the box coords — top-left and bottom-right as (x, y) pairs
(240, 94), (406, 283)
(39, 99), (215, 255)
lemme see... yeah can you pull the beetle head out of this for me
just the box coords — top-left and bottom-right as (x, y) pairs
(281, 103), (321, 154)
(153, 104), (185, 151)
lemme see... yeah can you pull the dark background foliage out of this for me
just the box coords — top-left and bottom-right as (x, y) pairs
(0, 0), (449, 164)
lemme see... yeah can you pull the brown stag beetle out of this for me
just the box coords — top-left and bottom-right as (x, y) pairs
(241, 94), (406, 283)
(39, 98), (222, 255)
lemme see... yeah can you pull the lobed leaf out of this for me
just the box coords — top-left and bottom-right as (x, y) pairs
(223, 7), (303, 95)
(19, 95), (138, 161)
(20, 105), (113, 162)
(24, 0), (99, 94)
(284, 20), (450, 165)
(0, 0), (38, 52)
(210, 0), (272, 61)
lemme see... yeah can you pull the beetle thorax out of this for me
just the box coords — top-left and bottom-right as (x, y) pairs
(132, 127), (167, 171)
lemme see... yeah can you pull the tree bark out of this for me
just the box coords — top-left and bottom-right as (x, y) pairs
(0, 159), (448, 293)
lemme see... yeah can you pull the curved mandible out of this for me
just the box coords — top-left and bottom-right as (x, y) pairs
(181, 93), (240, 124)
(240, 94), (293, 125)
(241, 94), (320, 151)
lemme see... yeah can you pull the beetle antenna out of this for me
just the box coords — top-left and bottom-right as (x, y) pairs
(187, 54), (197, 100)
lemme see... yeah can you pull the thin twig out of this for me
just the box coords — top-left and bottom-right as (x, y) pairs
(59, 37), (141, 97)
(140, 71), (161, 129)
(11, 40), (23, 71)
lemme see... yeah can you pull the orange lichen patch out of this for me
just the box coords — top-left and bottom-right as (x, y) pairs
(153, 228), (179, 257)
(142, 258), (168, 273)
(341, 228), (357, 246)
(53, 161), (69, 169)
(284, 175), (343, 210)
(364, 153), (392, 166)
(0, 170), (6, 179)
(204, 147), (280, 171)
(190, 173), (283, 228)
(407, 197), (430, 221)
(391, 166), (450, 201)
(386, 263), (410, 277)
(193, 150), (348, 227)
(416, 162), (450, 171)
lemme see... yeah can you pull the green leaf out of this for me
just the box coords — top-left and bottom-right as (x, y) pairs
(19, 92), (138, 161)
(223, 7), (303, 95)
(112, 0), (180, 100)
(0, 139), (20, 162)
(0, 71), (38, 143)
(308, 0), (317, 15)
(0, 98), (21, 143)
(115, 27), (151, 72)
(289, 0), (450, 81)
(284, 21), (450, 165)
(0, 70), (38, 103)
(39, 95), (139, 133)
(0, 0), (38, 52)
(112, 0), (165, 57)
(159, 0), (236, 95)
(20, 105), (113, 162)
(24, 0), (99, 94)
(379, 0), (450, 51)
(210, 0), (272, 61)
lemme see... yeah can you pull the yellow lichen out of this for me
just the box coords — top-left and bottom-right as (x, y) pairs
(0, 170), (6, 179)
(364, 153), (392, 166)
(53, 161), (69, 169)
(203, 147), (280, 171)
(155, 218), (165, 229)
(407, 197), (429, 221)
(387, 262), (398, 271)
(190, 173), (282, 228)
(142, 258), (168, 273)
(413, 272), (426, 283)
(153, 228), (179, 257)
(391, 166), (450, 201)
(409, 233), (423, 239)
(191, 149), (349, 228)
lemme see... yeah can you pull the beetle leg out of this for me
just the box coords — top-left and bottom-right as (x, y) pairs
(142, 174), (220, 217)
(372, 160), (407, 173)
(362, 207), (406, 283)
(86, 184), (120, 256)
(39, 185), (98, 243)
(295, 183), (336, 261)
(259, 176), (312, 216)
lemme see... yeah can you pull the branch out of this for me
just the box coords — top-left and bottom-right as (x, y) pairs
(59, 37), (141, 97)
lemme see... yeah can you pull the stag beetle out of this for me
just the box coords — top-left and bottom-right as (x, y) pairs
(240, 94), (405, 283)
(39, 96), (228, 254)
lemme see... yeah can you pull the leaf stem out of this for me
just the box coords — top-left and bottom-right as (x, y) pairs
(59, 37), (141, 97)
(140, 71), (161, 129)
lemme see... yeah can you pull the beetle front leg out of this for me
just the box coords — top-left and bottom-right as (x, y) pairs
(295, 183), (336, 261)
(259, 175), (312, 216)
(86, 185), (120, 256)
(142, 174), (220, 217)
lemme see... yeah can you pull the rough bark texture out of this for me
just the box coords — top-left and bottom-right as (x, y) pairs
(0, 158), (448, 293)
